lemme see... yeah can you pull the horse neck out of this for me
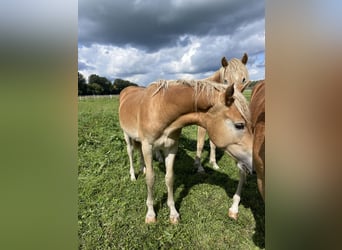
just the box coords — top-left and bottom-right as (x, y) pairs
(153, 81), (220, 111)
(155, 84), (221, 131)
(204, 68), (223, 83)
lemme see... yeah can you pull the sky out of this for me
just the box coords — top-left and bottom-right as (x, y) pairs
(78, 0), (265, 86)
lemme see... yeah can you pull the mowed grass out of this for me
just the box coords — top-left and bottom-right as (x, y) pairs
(78, 93), (264, 249)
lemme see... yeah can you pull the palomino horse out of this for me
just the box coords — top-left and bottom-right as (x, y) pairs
(125, 54), (250, 180)
(119, 79), (252, 223)
(195, 53), (250, 171)
(250, 80), (265, 200)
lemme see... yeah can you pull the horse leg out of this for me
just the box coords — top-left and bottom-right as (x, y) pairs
(164, 145), (180, 224)
(254, 147), (265, 201)
(228, 169), (247, 220)
(155, 150), (164, 163)
(124, 132), (136, 181)
(194, 126), (206, 172)
(141, 142), (156, 223)
(253, 124), (265, 201)
(209, 140), (220, 169)
(137, 144), (146, 175)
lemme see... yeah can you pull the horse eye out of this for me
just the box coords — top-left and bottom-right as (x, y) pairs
(242, 78), (246, 83)
(234, 123), (245, 130)
(224, 79), (228, 84)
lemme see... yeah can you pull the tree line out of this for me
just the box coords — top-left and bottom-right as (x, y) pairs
(247, 80), (261, 89)
(78, 72), (262, 96)
(78, 72), (139, 96)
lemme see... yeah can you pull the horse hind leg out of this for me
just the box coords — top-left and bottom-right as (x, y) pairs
(135, 141), (146, 175)
(194, 126), (206, 172)
(154, 150), (164, 163)
(209, 140), (220, 169)
(123, 133), (137, 181)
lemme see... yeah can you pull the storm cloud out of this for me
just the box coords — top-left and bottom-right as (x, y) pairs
(78, 0), (265, 85)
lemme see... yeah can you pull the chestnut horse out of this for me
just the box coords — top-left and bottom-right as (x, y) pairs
(119, 79), (252, 223)
(195, 53), (250, 171)
(125, 54), (250, 179)
(250, 80), (265, 200)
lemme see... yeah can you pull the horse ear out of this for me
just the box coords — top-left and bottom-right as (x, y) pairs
(225, 84), (235, 106)
(241, 53), (248, 65)
(221, 57), (228, 68)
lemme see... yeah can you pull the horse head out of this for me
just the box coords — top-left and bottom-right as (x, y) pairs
(204, 84), (253, 174)
(220, 53), (250, 92)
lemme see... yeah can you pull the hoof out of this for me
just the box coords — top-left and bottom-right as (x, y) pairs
(228, 210), (238, 220)
(212, 164), (220, 170)
(170, 216), (180, 224)
(210, 160), (220, 170)
(145, 216), (157, 224)
(196, 166), (205, 173)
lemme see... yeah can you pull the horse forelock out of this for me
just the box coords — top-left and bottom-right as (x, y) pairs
(232, 86), (251, 125)
(220, 58), (249, 85)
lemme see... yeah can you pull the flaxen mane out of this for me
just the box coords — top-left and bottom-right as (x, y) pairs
(151, 79), (225, 97)
(150, 79), (250, 124)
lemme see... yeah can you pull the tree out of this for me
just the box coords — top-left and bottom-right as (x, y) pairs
(78, 72), (88, 95)
(77, 73), (139, 96)
(88, 83), (104, 95)
(112, 78), (138, 94)
(88, 74), (112, 95)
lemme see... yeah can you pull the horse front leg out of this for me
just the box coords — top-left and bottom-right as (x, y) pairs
(194, 126), (206, 172)
(141, 142), (156, 223)
(164, 145), (179, 224)
(228, 169), (247, 220)
(209, 140), (220, 169)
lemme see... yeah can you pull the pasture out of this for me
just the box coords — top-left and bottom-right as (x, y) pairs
(78, 89), (264, 249)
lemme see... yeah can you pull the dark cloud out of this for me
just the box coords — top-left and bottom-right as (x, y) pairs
(79, 0), (264, 51)
(78, 61), (95, 71)
(78, 0), (265, 85)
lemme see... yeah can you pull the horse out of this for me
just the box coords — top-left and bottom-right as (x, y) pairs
(124, 54), (250, 180)
(250, 80), (265, 200)
(195, 53), (250, 172)
(119, 79), (253, 223)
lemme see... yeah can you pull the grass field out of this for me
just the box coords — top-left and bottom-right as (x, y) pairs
(78, 90), (264, 249)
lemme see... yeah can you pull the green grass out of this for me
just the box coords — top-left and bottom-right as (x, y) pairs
(78, 95), (264, 249)
(244, 88), (252, 101)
